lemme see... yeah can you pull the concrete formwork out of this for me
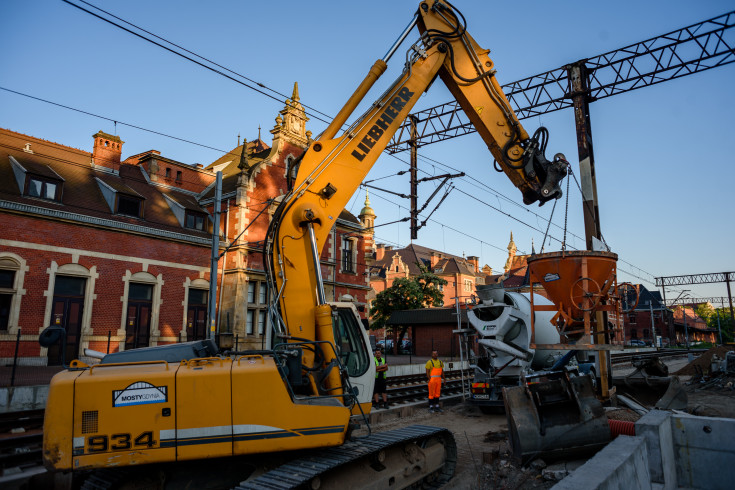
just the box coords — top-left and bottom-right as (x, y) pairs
(553, 410), (735, 490)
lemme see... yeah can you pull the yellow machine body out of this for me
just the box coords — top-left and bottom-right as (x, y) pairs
(43, 1), (568, 484)
(44, 356), (349, 472)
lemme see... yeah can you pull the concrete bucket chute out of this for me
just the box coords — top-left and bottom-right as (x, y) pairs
(527, 250), (617, 315)
(524, 250), (639, 341)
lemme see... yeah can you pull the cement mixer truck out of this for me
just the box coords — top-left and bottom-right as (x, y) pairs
(465, 283), (594, 411)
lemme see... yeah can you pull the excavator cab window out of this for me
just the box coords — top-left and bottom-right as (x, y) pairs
(333, 308), (369, 378)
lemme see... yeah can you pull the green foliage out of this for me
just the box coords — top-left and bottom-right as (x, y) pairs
(708, 307), (734, 343)
(695, 303), (715, 323)
(369, 265), (447, 335)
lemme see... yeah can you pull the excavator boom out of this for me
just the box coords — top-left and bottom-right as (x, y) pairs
(267, 0), (567, 378)
(42, 2), (567, 488)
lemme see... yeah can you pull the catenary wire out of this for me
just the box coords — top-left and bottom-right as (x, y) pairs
(59, 0), (676, 285)
(61, 0), (334, 125)
(2, 89), (660, 287)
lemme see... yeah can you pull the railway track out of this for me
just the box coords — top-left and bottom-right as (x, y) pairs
(0, 349), (702, 480)
(610, 348), (705, 365)
(0, 408), (45, 485)
(384, 371), (467, 406)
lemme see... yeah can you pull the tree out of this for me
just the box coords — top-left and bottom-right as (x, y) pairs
(695, 303), (715, 323)
(709, 307), (734, 343)
(370, 265), (447, 351)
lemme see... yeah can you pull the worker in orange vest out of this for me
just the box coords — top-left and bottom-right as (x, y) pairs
(425, 350), (445, 413)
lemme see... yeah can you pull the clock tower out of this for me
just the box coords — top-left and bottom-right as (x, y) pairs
(271, 82), (310, 148)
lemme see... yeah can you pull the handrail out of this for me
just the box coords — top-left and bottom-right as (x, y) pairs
(182, 357), (227, 367)
(89, 360), (169, 374)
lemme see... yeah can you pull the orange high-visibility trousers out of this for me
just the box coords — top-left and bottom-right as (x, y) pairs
(428, 366), (443, 400)
(428, 377), (442, 399)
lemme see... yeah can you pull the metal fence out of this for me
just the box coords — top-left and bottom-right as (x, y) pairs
(0, 330), (64, 388)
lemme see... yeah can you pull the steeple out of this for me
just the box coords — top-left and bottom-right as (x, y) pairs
(504, 231), (517, 273)
(359, 189), (376, 230)
(237, 138), (251, 186)
(238, 139), (249, 171)
(360, 189), (375, 217)
(292, 81), (300, 101)
(270, 81), (310, 148)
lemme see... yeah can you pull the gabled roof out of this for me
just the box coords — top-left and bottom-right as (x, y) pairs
(501, 265), (530, 288)
(671, 306), (715, 331)
(201, 139), (273, 200)
(207, 139), (271, 172)
(338, 209), (360, 225)
(373, 243), (481, 278)
(0, 128), (210, 240)
(96, 173), (144, 197)
(634, 285), (665, 310)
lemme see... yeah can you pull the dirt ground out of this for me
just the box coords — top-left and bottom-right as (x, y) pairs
(368, 401), (574, 489)
(368, 353), (735, 489)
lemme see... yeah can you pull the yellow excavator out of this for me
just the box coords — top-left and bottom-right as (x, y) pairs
(41, 1), (568, 488)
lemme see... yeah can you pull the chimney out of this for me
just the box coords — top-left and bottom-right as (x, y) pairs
(467, 255), (479, 273)
(92, 131), (124, 171)
(430, 252), (440, 268)
(376, 243), (385, 261)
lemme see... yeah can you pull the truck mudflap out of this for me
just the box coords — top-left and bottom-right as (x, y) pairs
(235, 425), (456, 490)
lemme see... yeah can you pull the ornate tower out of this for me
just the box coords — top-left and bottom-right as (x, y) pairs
(359, 189), (377, 266)
(270, 82), (310, 149)
(504, 231), (517, 273)
(358, 190), (376, 230)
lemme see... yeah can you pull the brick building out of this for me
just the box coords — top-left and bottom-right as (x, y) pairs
(369, 243), (486, 309)
(607, 286), (674, 346)
(0, 83), (372, 365)
(367, 242), (487, 354)
(386, 308), (468, 357)
(0, 127), (214, 365)
(671, 305), (717, 345)
(205, 84), (373, 349)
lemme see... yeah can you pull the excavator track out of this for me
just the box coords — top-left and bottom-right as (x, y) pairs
(236, 425), (457, 490)
(79, 425), (456, 490)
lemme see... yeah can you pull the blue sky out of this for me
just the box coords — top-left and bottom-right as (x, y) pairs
(2, 0), (733, 301)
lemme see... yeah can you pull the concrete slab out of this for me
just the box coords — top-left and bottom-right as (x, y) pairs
(635, 410), (676, 489)
(552, 435), (651, 490)
(670, 414), (735, 490)
(0, 385), (49, 412)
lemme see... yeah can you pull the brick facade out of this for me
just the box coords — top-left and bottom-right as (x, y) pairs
(0, 83), (372, 363)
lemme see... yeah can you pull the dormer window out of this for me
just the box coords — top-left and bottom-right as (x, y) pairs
(185, 210), (207, 231)
(26, 175), (61, 201)
(117, 194), (143, 217)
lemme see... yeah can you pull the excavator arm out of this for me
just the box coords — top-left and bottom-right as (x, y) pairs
(265, 0), (568, 393)
(40, 2), (569, 486)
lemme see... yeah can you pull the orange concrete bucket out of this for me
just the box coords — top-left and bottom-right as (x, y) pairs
(526, 251), (618, 318)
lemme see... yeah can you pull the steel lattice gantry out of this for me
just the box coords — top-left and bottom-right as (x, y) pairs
(656, 272), (735, 335)
(386, 9), (735, 152)
(386, 8), (735, 256)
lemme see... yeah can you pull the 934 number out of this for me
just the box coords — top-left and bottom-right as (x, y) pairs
(87, 431), (155, 453)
